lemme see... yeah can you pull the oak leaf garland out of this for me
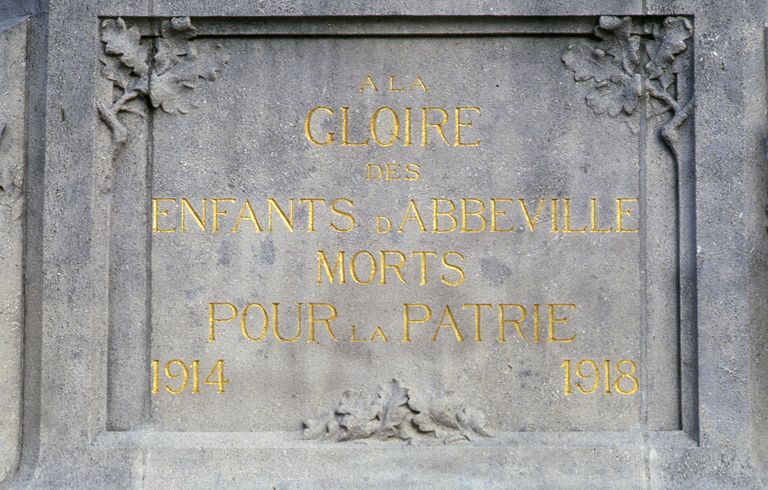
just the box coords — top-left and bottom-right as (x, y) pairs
(100, 18), (149, 77)
(97, 16), (229, 144)
(303, 379), (492, 444)
(645, 17), (693, 83)
(562, 15), (693, 145)
(375, 379), (412, 438)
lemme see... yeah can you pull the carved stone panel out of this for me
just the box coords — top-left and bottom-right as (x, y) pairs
(92, 16), (690, 438)
(6, 1), (768, 487)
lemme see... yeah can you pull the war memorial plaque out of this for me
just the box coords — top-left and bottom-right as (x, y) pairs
(2, 0), (768, 487)
(99, 15), (691, 436)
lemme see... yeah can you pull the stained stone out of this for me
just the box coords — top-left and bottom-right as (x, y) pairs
(0, 14), (27, 484)
(1, 0), (768, 488)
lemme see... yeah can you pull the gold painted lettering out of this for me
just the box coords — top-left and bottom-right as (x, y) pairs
(208, 302), (237, 342)
(463, 303), (492, 342)
(341, 106), (369, 146)
(152, 198), (177, 233)
(359, 75), (378, 92)
(520, 198), (545, 231)
(402, 303), (432, 343)
(616, 198), (640, 232)
(212, 198), (236, 233)
(376, 215), (392, 233)
(498, 304), (526, 342)
(590, 197), (613, 232)
(441, 251), (465, 287)
(231, 199), (263, 233)
(380, 250), (407, 285)
(432, 198), (458, 233)
(307, 303), (338, 343)
(180, 198), (207, 232)
(547, 304), (577, 343)
(241, 303), (269, 342)
(550, 198), (559, 232)
(421, 107), (450, 146)
(398, 199), (427, 232)
(370, 107), (400, 147)
(305, 106), (335, 145)
(411, 76), (428, 92)
(404, 107), (413, 146)
(299, 198), (325, 233)
(411, 251), (437, 286)
(490, 198), (514, 232)
(563, 198), (587, 233)
(317, 250), (346, 285)
(388, 75), (404, 92)
(330, 198), (356, 232)
(432, 305), (464, 342)
(461, 198), (487, 232)
(274, 302), (301, 342)
(267, 198), (294, 232)
(454, 106), (481, 147)
(350, 250), (377, 284)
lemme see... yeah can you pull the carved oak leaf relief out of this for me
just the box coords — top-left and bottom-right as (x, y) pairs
(303, 379), (492, 444)
(101, 18), (149, 78)
(97, 16), (229, 145)
(408, 388), (491, 442)
(562, 16), (693, 147)
(593, 16), (641, 73)
(645, 17), (693, 85)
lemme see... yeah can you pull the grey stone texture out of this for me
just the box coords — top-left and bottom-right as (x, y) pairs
(1, 0), (768, 488)
(0, 14), (28, 484)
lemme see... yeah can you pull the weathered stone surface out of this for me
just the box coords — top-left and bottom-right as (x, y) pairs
(0, 15), (27, 484)
(2, 1), (768, 488)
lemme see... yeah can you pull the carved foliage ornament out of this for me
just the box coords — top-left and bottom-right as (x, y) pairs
(303, 379), (492, 444)
(98, 17), (229, 144)
(562, 16), (693, 147)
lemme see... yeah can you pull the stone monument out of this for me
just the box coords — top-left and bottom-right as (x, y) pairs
(1, 0), (767, 487)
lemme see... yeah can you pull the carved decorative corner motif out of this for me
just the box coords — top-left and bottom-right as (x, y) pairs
(303, 379), (492, 444)
(562, 16), (693, 154)
(97, 17), (229, 145)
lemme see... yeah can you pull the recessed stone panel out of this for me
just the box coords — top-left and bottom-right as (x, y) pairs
(98, 17), (686, 436)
